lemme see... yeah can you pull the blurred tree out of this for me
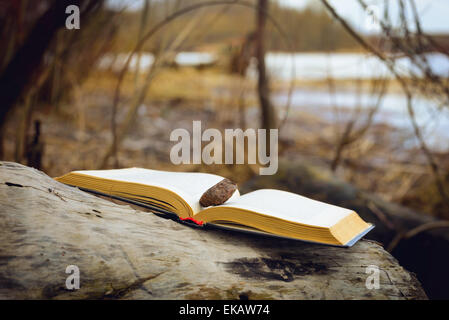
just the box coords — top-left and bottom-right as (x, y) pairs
(256, 0), (276, 135)
(0, 0), (101, 158)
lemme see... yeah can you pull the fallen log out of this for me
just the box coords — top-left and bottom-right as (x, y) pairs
(0, 162), (426, 299)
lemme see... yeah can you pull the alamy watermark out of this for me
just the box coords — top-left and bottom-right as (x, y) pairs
(66, 5), (80, 30)
(365, 265), (380, 290)
(65, 265), (80, 290)
(170, 121), (278, 175)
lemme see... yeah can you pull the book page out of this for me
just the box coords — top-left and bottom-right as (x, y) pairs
(214, 189), (355, 228)
(71, 168), (240, 213)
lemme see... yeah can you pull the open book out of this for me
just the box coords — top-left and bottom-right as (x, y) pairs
(55, 168), (373, 247)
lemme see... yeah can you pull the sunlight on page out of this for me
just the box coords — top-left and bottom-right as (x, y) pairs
(217, 189), (355, 228)
(70, 168), (239, 213)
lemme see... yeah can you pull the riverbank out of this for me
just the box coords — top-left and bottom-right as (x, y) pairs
(3, 66), (449, 219)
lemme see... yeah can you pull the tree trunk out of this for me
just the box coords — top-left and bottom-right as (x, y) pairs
(255, 0), (277, 133)
(0, 0), (100, 154)
(0, 0), (84, 130)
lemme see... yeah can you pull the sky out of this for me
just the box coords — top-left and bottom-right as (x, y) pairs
(107, 0), (449, 34)
(278, 0), (449, 34)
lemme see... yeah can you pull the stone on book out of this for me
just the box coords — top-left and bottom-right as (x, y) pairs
(199, 178), (237, 207)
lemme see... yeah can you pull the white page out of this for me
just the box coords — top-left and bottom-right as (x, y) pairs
(73, 168), (240, 213)
(216, 189), (354, 228)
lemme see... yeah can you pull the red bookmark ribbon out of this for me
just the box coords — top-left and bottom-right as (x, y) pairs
(179, 217), (205, 227)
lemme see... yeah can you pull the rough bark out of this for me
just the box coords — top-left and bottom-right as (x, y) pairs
(0, 162), (426, 300)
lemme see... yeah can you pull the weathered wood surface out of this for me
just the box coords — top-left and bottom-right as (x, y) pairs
(0, 162), (427, 299)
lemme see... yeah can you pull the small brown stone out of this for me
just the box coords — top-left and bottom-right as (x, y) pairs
(199, 178), (238, 207)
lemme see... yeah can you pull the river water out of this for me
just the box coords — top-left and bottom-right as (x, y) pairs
(263, 52), (449, 151)
(99, 51), (449, 150)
